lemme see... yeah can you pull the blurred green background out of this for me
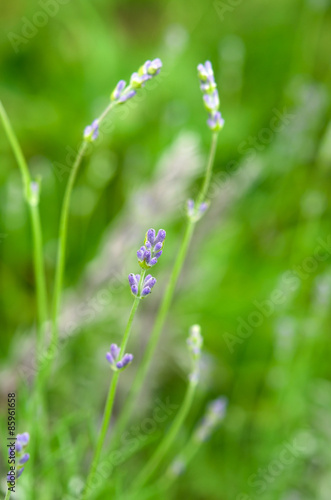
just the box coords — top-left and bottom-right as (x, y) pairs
(1, 0), (331, 498)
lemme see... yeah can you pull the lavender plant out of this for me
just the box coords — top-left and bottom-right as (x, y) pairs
(132, 325), (203, 490)
(1, 58), (227, 500)
(6, 433), (30, 500)
(82, 228), (166, 500)
(109, 59), (225, 451)
(51, 59), (163, 372)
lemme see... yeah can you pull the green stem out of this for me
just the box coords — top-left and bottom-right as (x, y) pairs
(133, 381), (197, 489)
(0, 101), (48, 347)
(196, 132), (219, 205)
(50, 140), (88, 364)
(49, 100), (117, 368)
(82, 296), (141, 500)
(0, 101), (49, 500)
(4, 490), (11, 500)
(110, 132), (219, 449)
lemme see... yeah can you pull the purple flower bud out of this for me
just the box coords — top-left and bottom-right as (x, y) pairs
(195, 397), (228, 442)
(17, 433), (30, 446)
(141, 287), (151, 296)
(128, 273), (137, 286)
(17, 468), (24, 478)
(19, 453), (30, 465)
(16, 442), (22, 452)
(111, 80), (126, 101)
(110, 343), (120, 360)
(84, 119), (99, 142)
(116, 353), (133, 370)
(106, 352), (114, 363)
(119, 89), (136, 103)
(187, 199), (195, 217)
(147, 228), (156, 244)
(131, 59), (162, 89)
(207, 111), (224, 132)
(155, 229), (166, 244)
(199, 202), (209, 214)
(144, 276), (156, 289)
(147, 58), (162, 75)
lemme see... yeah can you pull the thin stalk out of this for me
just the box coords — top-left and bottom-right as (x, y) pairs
(4, 490), (11, 500)
(49, 100), (117, 368)
(110, 132), (219, 448)
(133, 381), (197, 489)
(196, 132), (219, 205)
(0, 101), (48, 347)
(50, 140), (88, 363)
(82, 296), (141, 500)
(0, 102), (49, 500)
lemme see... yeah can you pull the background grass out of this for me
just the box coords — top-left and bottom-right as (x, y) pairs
(1, 0), (331, 499)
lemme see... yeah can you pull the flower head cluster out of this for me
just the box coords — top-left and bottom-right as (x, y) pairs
(128, 273), (156, 298)
(187, 324), (203, 384)
(111, 80), (137, 103)
(197, 61), (224, 132)
(194, 397), (228, 442)
(84, 119), (99, 142)
(130, 59), (162, 89)
(111, 58), (162, 103)
(106, 343), (133, 371)
(7, 433), (30, 485)
(187, 199), (209, 222)
(137, 228), (166, 269)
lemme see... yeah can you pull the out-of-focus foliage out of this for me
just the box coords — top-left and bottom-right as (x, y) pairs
(1, 0), (331, 499)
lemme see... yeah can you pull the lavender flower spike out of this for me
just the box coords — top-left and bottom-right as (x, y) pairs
(187, 324), (203, 359)
(130, 58), (163, 89)
(187, 199), (210, 222)
(197, 60), (224, 132)
(137, 228), (166, 269)
(187, 324), (203, 384)
(7, 432), (30, 485)
(84, 119), (99, 142)
(106, 343), (133, 371)
(194, 397), (228, 442)
(128, 273), (157, 298)
(110, 59), (162, 104)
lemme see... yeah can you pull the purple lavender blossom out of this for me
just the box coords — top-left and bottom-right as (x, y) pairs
(17, 433), (29, 446)
(116, 353), (133, 369)
(187, 324), (203, 385)
(106, 343), (133, 371)
(111, 80), (137, 103)
(111, 59), (162, 105)
(84, 119), (99, 142)
(187, 199), (210, 221)
(7, 432), (30, 484)
(197, 61), (224, 132)
(194, 397), (228, 442)
(207, 111), (224, 131)
(130, 58), (163, 89)
(19, 453), (30, 465)
(187, 324), (203, 358)
(111, 80), (126, 100)
(137, 228), (166, 269)
(128, 273), (157, 298)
